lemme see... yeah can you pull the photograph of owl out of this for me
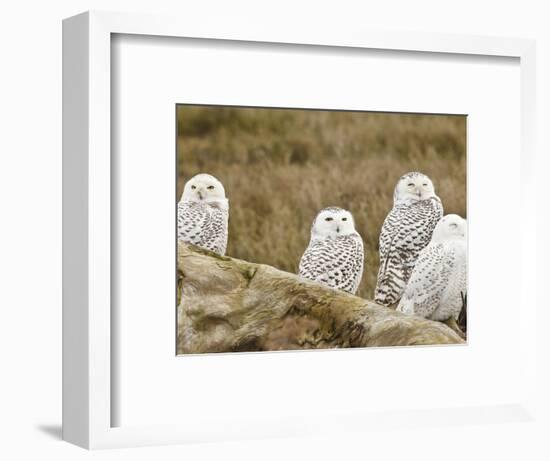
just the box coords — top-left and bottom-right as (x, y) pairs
(177, 106), (467, 354)
(298, 207), (364, 294)
(397, 214), (467, 324)
(374, 172), (443, 307)
(177, 173), (229, 255)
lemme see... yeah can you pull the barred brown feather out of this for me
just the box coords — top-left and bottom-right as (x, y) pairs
(374, 173), (443, 306)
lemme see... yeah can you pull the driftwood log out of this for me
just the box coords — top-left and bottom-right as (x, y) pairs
(177, 242), (464, 354)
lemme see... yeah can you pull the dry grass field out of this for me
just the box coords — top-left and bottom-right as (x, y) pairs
(177, 105), (466, 300)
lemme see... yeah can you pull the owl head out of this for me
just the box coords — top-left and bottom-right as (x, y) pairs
(181, 173), (227, 203)
(311, 207), (358, 239)
(432, 214), (467, 242)
(393, 172), (437, 203)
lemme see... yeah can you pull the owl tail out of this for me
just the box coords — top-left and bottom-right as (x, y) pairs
(374, 274), (404, 308)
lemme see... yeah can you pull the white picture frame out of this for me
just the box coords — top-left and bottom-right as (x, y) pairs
(62, 10), (537, 449)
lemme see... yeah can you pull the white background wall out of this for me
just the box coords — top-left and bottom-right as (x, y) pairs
(0, 0), (548, 459)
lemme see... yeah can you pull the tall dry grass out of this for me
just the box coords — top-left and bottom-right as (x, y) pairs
(177, 105), (466, 299)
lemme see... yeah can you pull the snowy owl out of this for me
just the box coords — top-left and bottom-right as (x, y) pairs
(177, 173), (229, 255)
(374, 172), (443, 307)
(299, 207), (364, 294)
(397, 214), (467, 322)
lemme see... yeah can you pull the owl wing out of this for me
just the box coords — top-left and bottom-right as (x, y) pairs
(397, 242), (449, 318)
(378, 207), (403, 263)
(375, 206), (411, 305)
(399, 197), (443, 256)
(375, 198), (443, 306)
(380, 197), (443, 265)
(345, 235), (364, 294)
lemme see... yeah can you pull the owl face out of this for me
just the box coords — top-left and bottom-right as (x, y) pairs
(432, 214), (467, 242)
(394, 172), (436, 203)
(182, 173), (226, 203)
(311, 207), (357, 239)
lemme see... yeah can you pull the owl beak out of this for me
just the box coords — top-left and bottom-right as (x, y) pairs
(336, 226), (340, 233)
(197, 191), (203, 200)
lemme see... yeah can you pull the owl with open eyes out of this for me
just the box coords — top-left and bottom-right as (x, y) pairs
(298, 207), (364, 295)
(177, 173), (229, 255)
(374, 172), (443, 307)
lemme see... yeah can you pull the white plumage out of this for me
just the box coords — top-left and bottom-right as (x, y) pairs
(397, 214), (467, 321)
(374, 172), (443, 307)
(299, 207), (364, 294)
(177, 173), (229, 255)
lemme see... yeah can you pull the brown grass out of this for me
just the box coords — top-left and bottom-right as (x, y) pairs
(177, 105), (466, 299)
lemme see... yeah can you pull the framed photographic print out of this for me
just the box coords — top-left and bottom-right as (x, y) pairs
(175, 105), (467, 355)
(63, 11), (537, 449)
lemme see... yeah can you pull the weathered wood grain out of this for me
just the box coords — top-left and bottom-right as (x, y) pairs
(177, 242), (464, 354)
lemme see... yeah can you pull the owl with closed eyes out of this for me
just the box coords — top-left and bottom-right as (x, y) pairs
(298, 207), (364, 295)
(177, 173), (229, 255)
(397, 214), (467, 323)
(374, 172), (443, 307)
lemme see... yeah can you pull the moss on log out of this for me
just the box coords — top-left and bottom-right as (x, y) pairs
(177, 242), (464, 354)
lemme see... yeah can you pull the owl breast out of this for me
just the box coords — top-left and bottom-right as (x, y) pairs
(299, 233), (364, 295)
(177, 200), (229, 255)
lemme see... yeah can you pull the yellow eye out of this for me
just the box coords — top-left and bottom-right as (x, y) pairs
(191, 185), (196, 190)
(325, 217), (333, 222)
(342, 217), (347, 221)
(407, 183), (415, 187)
(207, 185), (215, 190)
(422, 183), (428, 187)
